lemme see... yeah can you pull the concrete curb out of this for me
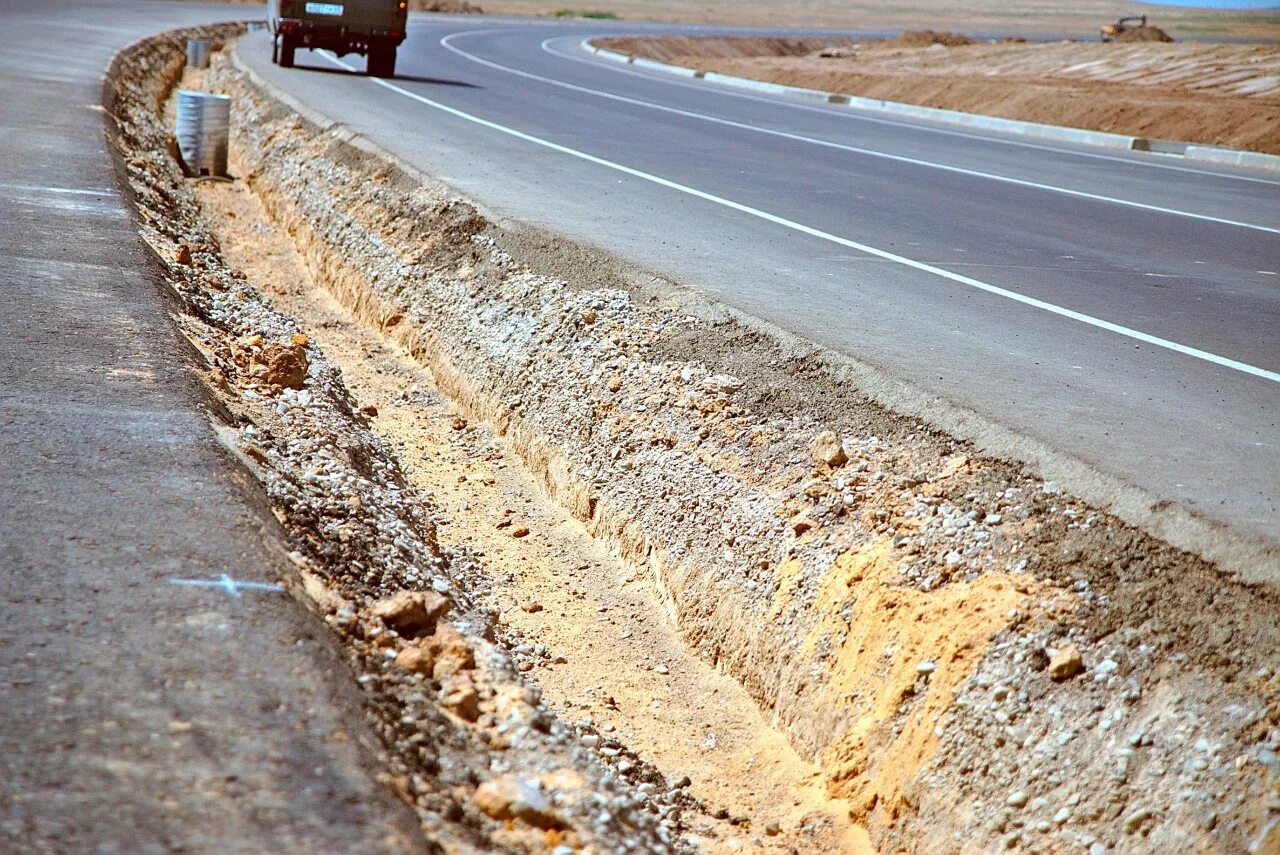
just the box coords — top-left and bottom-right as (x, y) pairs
(584, 40), (1280, 173)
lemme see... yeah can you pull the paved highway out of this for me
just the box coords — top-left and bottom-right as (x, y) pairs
(0, 2), (425, 850)
(243, 17), (1279, 570)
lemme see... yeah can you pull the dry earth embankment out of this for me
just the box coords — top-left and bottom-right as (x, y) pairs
(597, 34), (1280, 153)
(181, 35), (1280, 854)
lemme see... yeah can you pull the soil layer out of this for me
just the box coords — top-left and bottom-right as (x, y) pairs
(195, 145), (873, 854)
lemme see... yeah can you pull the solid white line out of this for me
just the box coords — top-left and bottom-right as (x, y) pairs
(0, 182), (115, 196)
(437, 30), (1269, 234)
(546, 34), (1280, 189)
(438, 31), (1278, 234)
(314, 50), (1280, 385)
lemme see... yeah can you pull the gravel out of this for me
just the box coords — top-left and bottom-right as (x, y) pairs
(108, 28), (677, 854)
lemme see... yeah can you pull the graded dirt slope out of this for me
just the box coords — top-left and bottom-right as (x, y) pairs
(597, 34), (1280, 153)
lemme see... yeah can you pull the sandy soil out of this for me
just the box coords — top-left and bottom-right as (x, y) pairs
(196, 153), (874, 855)
(597, 34), (1280, 152)
(484, 0), (1280, 42)
(179, 0), (1280, 41)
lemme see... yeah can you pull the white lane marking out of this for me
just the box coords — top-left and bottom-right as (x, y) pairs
(0, 181), (115, 196)
(169, 574), (284, 598)
(436, 31), (1279, 235)
(545, 34), (1280, 189)
(314, 50), (1280, 385)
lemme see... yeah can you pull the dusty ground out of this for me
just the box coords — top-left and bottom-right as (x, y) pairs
(195, 149), (873, 855)
(483, 0), (1280, 41)
(596, 34), (1280, 153)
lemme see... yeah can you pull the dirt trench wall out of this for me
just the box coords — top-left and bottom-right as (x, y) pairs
(105, 27), (682, 854)
(214, 44), (1279, 854)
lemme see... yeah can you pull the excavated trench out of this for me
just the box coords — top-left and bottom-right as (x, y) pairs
(108, 26), (1279, 855)
(191, 86), (870, 855)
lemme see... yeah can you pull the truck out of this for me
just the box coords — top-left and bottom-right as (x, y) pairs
(267, 0), (408, 78)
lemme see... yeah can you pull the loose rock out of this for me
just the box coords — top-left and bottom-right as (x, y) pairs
(370, 590), (450, 636)
(472, 774), (565, 829)
(1049, 645), (1086, 681)
(394, 643), (436, 675)
(440, 674), (481, 722)
(811, 430), (848, 468)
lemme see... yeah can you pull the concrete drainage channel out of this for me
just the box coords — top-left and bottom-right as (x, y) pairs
(107, 25), (1279, 855)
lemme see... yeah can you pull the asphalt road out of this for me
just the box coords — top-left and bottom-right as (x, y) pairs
(239, 16), (1280, 571)
(0, 2), (423, 850)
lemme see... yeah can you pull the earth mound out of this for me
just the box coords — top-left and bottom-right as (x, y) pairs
(1115, 25), (1174, 43)
(891, 30), (975, 47)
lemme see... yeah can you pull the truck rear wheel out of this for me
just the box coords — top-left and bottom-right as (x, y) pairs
(279, 36), (296, 68)
(368, 45), (396, 78)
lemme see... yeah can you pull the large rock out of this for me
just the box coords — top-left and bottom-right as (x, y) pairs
(393, 643), (436, 675)
(251, 342), (309, 390)
(472, 774), (565, 829)
(1048, 644), (1085, 681)
(439, 674), (480, 722)
(370, 590), (450, 636)
(812, 430), (848, 468)
(428, 623), (475, 678)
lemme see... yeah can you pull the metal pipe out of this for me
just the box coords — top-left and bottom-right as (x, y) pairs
(186, 38), (212, 69)
(175, 91), (230, 177)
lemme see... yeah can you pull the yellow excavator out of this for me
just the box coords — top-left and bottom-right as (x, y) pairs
(1100, 14), (1147, 42)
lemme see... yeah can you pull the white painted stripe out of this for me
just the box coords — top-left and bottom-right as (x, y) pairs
(0, 181), (115, 196)
(552, 35), (1280, 188)
(437, 31), (1278, 234)
(315, 50), (1280, 385)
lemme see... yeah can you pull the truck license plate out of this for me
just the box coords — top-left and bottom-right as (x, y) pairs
(304, 2), (344, 14)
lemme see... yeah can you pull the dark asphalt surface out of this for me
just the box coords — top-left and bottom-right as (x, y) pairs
(0, 2), (422, 850)
(238, 16), (1279, 572)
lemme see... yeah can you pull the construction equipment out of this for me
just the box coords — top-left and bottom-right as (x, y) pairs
(1100, 15), (1147, 43)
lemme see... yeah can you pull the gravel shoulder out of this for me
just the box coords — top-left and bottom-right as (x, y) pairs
(595, 35), (1280, 154)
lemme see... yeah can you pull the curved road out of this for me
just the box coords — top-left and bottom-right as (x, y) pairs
(242, 16), (1279, 571)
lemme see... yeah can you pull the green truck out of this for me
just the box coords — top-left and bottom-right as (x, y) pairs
(268, 0), (408, 78)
